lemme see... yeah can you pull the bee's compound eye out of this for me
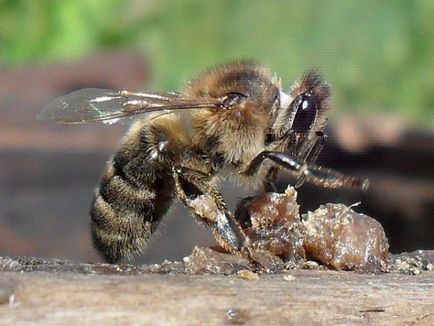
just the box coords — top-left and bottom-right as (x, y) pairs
(292, 94), (317, 132)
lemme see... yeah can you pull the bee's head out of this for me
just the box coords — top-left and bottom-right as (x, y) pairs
(271, 71), (331, 138)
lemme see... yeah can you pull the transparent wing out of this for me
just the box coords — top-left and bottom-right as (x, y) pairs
(38, 88), (224, 124)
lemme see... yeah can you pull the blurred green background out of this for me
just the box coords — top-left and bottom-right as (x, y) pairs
(1, 0), (433, 125)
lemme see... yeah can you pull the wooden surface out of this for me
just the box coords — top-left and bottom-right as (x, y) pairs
(0, 256), (433, 325)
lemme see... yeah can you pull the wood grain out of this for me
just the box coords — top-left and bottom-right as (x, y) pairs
(0, 255), (433, 325)
(1, 271), (433, 325)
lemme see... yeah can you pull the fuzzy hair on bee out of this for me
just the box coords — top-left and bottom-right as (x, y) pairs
(39, 61), (368, 263)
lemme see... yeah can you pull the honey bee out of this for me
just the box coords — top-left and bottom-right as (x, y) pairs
(39, 61), (368, 263)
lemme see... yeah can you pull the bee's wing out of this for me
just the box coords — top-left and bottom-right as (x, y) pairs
(38, 88), (224, 124)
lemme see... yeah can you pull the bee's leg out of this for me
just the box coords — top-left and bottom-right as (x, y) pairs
(266, 130), (326, 190)
(243, 151), (368, 190)
(172, 166), (248, 256)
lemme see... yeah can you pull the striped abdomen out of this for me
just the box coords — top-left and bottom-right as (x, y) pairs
(91, 119), (183, 263)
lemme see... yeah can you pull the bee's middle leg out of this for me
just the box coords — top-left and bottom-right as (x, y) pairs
(172, 166), (248, 256)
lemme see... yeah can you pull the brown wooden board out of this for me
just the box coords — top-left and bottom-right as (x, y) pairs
(0, 261), (433, 325)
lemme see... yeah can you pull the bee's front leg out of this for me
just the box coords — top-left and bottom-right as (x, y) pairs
(172, 166), (249, 256)
(243, 151), (368, 190)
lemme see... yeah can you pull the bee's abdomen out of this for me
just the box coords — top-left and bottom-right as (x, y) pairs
(90, 159), (174, 263)
(90, 120), (182, 263)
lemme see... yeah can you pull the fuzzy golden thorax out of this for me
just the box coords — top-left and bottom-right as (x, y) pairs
(187, 61), (280, 168)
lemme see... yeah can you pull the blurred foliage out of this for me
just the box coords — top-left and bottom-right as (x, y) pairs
(0, 0), (433, 125)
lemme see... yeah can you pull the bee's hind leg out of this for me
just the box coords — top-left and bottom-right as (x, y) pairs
(172, 165), (249, 257)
